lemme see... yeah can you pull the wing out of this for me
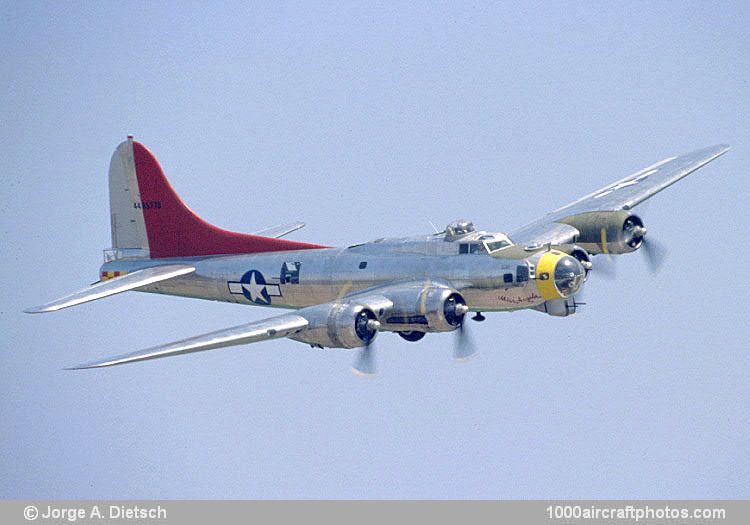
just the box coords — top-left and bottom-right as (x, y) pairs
(67, 292), (394, 369)
(68, 313), (309, 369)
(251, 221), (305, 239)
(66, 280), (464, 370)
(24, 264), (196, 313)
(510, 144), (730, 246)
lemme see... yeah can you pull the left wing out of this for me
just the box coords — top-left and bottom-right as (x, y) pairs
(66, 280), (469, 370)
(67, 291), (393, 369)
(510, 144), (730, 246)
(67, 313), (309, 369)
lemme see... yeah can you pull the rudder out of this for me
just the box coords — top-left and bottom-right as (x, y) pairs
(109, 136), (150, 257)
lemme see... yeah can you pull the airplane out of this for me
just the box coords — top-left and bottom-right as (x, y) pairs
(25, 136), (730, 374)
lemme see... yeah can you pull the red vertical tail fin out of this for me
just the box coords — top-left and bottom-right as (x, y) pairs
(108, 137), (328, 259)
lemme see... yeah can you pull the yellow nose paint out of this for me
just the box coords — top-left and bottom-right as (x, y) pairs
(535, 251), (565, 300)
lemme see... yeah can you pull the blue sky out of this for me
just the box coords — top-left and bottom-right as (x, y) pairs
(1, 1), (748, 498)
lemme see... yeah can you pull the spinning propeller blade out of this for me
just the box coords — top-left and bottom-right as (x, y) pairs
(596, 227), (617, 280)
(641, 237), (667, 273)
(592, 222), (667, 278)
(352, 342), (377, 376)
(453, 318), (478, 361)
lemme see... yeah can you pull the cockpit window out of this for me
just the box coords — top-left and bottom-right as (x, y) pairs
(459, 242), (485, 254)
(483, 235), (513, 254)
(485, 240), (510, 252)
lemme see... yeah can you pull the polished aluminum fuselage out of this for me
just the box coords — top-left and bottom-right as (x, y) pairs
(101, 234), (546, 313)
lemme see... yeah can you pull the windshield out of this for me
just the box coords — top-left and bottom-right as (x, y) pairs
(483, 234), (513, 254)
(485, 239), (510, 252)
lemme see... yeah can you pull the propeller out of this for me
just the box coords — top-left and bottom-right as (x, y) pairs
(351, 312), (380, 376)
(453, 321), (478, 361)
(445, 298), (477, 361)
(593, 221), (668, 278)
(593, 255), (618, 280)
(352, 342), (377, 376)
(641, 236), (667, 273)
(595, 227), (618, 280)
(624, 220), (668, 274)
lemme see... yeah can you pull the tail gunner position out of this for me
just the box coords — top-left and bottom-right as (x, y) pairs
(26, 137), (730, 374)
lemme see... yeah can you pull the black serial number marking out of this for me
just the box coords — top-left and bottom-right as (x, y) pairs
(134, 201), (161, 209)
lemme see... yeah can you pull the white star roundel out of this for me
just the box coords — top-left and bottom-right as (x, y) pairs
(227, 270), (282, 305)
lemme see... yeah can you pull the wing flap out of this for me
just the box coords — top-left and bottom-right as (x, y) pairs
(24, 264), (196, 314)
(68, 314), (308, 369)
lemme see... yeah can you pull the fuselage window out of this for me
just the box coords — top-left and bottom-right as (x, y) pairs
(516, 264), (529, 283)
(359, 261), (368, 269)
(503, 273), (513, 283)
(459, 244), (469, 254)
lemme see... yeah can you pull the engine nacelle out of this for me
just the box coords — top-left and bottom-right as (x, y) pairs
(291, 302), (381, 349)
(379, 285), (468, 333)
(559, 211), (646, 255)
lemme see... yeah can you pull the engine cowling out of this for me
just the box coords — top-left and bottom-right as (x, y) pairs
(289, 285), (469, 347)
(379, 286), (469, 333)
(291, 302), (381, 349)
(559, 211), (646, 255)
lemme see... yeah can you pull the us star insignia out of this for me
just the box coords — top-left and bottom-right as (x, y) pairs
(228, 270), (282, 305)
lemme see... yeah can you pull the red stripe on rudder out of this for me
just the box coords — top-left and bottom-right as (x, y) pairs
(132, 142), (329, 258)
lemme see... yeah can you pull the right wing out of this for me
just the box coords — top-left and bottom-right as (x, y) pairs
(25, 264), (196, 314)
(509, 144), (730, 247)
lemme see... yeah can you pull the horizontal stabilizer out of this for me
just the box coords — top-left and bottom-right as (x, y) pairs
(24, 264), (195, 314)
(68, 314), (308, 369)
(251, 222), (305, 239)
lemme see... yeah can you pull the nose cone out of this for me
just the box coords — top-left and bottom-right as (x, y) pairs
(554, 256), (585, 297)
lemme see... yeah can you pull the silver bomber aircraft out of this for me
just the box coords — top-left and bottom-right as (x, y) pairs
(26, 137), (730, 374)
